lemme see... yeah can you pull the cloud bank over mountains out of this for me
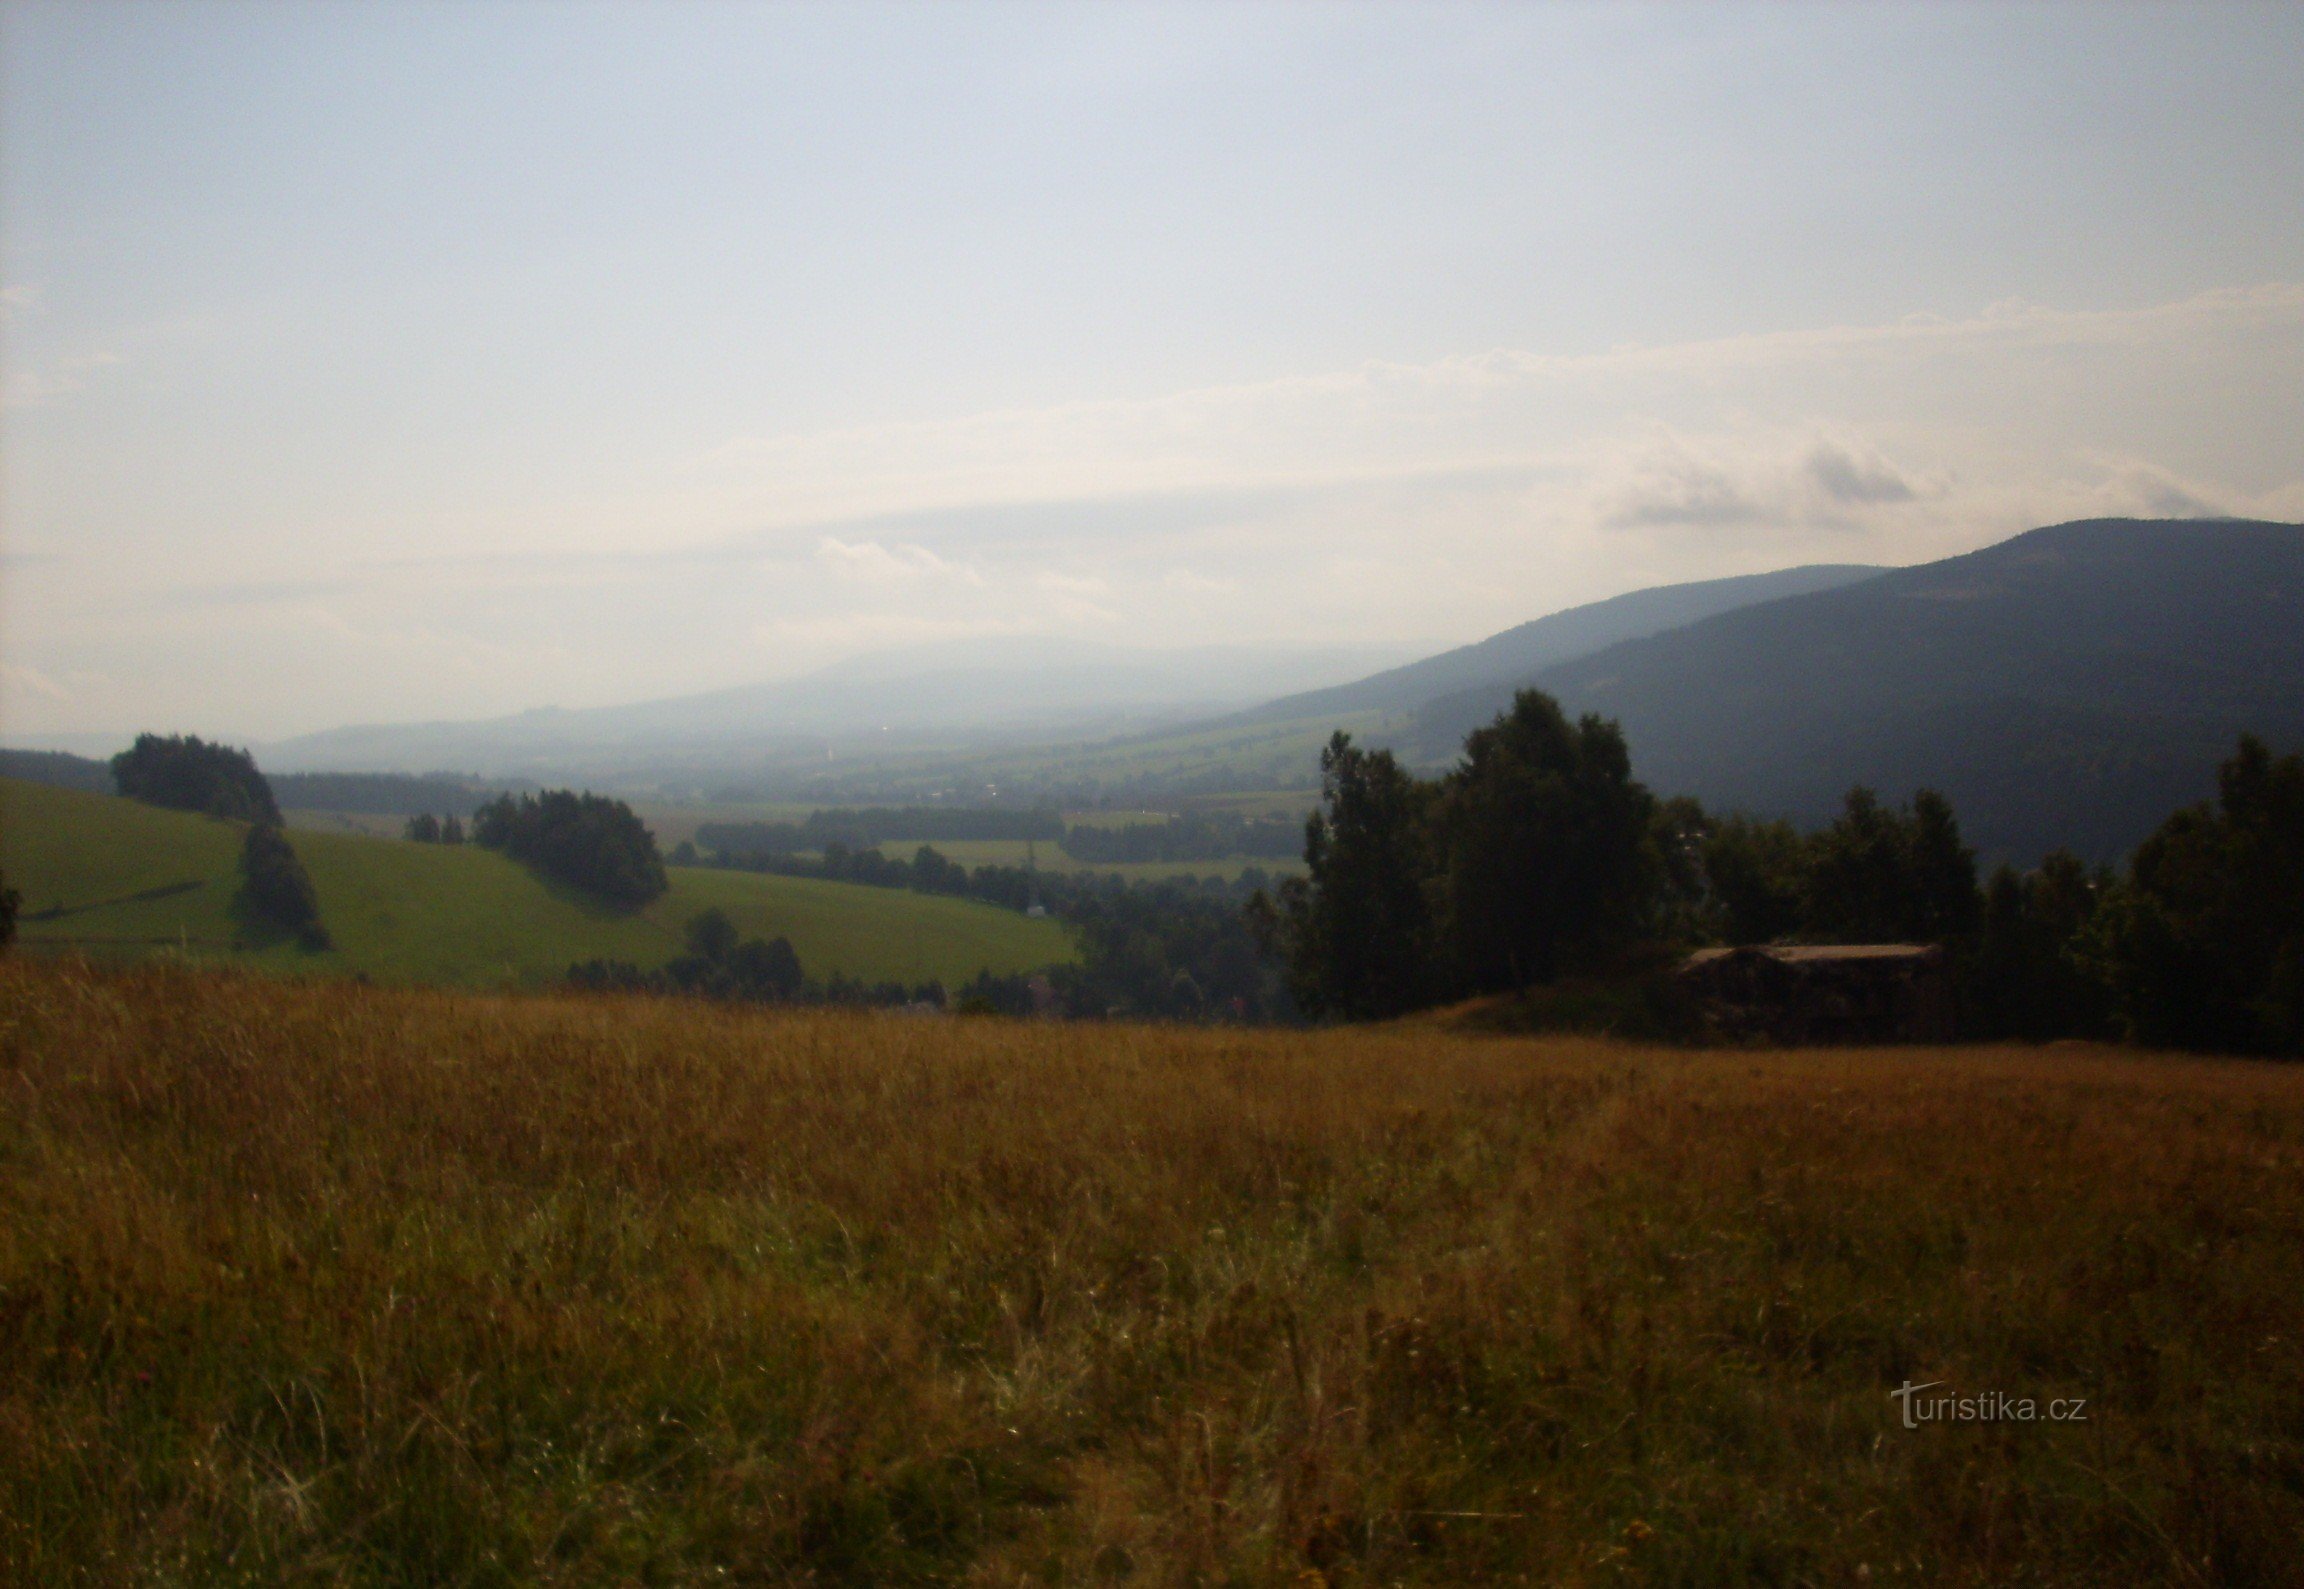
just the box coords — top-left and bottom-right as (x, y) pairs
(8, 283), (2303, 741)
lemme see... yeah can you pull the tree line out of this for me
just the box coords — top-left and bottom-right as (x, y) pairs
(270, 771), (496, 817)
(1255, 691), (2304, 1054)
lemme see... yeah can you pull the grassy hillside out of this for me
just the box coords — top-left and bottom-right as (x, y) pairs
(1, 778), (1070, 988)
(4, 957), (2300, 1583)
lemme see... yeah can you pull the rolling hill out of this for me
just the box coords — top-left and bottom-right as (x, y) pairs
(1237, 562), (1882, 724)
(1409, 518), (2304, 862)
(257, 637), (1421, 779)
(0, 778), (1072, 989)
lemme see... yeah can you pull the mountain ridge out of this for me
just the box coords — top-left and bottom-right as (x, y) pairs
(1408, 517), (2304, 862)
(1235, 562), (1885, 725)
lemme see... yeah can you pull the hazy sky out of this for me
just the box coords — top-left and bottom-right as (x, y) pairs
(5, 1), (2302, 742)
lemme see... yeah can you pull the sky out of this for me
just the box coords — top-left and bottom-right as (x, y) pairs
(4, 1), (2302, 744)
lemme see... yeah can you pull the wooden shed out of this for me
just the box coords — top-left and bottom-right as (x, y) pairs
(1678, 943), (1954, 1045)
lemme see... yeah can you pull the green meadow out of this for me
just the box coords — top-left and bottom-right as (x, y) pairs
(1, 778), (1072, 990)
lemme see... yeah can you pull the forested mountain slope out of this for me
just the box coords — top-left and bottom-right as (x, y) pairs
(1411, 519), (2304, 861)
(1242, 563), (1881, 724)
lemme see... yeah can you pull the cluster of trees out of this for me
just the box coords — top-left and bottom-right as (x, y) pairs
(1700, 790), (1986, 948)
(571, 909), (947, 1010)
(922, 884), (1293, 1022)
(1057, 812), (1301, 863)
(2086, 736), (2304, 1053)
(111, 733), (280, 824)
(1682, 745), (2301, 1052)
(108, 733), (332, 950)
(403, 813), (467, 844)
(471, 790), (666, 908)
(1256, 696), (1660, 1020)
(571, 908), (805, 1003)
(1259, 689), (2304, 1055)
(1051, 883), (1288, 1020)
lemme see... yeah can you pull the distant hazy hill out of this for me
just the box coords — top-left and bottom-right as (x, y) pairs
(1412, 519), (2304, 862)
(0, 748), (112, 794)
(261, 638), (1421, 777)
(1241, 564), (1882, 724)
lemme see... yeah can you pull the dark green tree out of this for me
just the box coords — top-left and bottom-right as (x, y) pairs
(650, 908), (804, 1002)
(111, 733), (280, 824)
(1702, 814), (1808, 944)
(1647, 795), (1714, 942)
(1433, 690), (1657, 991)
(1906, 790), (1984, 944)
(1967, 851), (2113, 1039)
(1803, 787), (1979, 944)
(239, 824), (330, 950)
(685, 907), (739, 963)
(0, 865), (18, 952)
(1264, 732), (1435, 1020)
(2089, 736), (2304, 1054)
(725, 935), (805, 1000)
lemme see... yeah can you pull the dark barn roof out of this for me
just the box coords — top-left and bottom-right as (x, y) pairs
(1679, 943), (1953, 1045)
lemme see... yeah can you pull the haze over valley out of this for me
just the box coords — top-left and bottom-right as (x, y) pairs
(5, 9), (2304, 1578)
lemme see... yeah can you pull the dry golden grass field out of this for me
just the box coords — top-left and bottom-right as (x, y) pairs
(2, 957), (2300, 1586)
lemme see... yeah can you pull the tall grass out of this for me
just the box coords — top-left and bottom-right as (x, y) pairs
(2, 957), (2299, 1584)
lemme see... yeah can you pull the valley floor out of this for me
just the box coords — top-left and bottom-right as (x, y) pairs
(2, 958), (2299, 1584)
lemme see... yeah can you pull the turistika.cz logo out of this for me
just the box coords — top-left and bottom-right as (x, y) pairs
(1890, 1382), (2090, 1429)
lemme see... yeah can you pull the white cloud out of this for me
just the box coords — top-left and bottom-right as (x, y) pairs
(1, 663), (70, 702)
(2083, 458), (2231, 520)
(692, 283), (2304, 533)
(814, 537), (986, 586)
(8, 284), (2300, 736)
(1606, 454), (1767, 529)
(1804, 441), (1919, 507)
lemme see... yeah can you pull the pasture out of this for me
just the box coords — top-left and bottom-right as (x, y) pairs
(1, 778), (1071, 989)
(2, 956), (2297, 1584)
